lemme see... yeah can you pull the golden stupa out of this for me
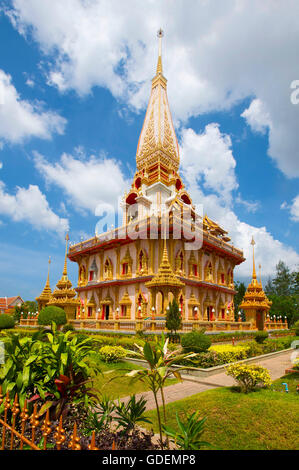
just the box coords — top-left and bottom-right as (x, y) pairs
(36, 257), (52, 311)
(47, 234), (80, 319)
(239, 237), (272, 330)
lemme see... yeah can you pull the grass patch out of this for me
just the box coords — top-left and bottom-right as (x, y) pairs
(144, 374), (299, 450)
(92, 359), (177, 400)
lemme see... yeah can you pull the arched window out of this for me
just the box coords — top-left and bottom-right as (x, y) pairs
(204, 261), (213, 282)
(175, 250), (184, 274)
(104, 258), (113, 280)
(138, 250), (148, 274)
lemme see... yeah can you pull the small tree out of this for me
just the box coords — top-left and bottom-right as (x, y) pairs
(166, 299), (182, 336)
(38, 306), (67, 327)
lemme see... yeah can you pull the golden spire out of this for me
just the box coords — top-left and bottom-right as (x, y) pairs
(145, 235), (183, 289)
(156, 28), (164, 75)
(250, 236), (256, 280)
(63, 233), (70, 276)
(136, 29), (180, 173)
(46, 256), (51, 287)
(35, 256), (52, 308)
(259, 263), (262, 284)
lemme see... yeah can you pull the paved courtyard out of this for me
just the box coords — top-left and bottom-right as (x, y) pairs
(122, 350), (294, 410)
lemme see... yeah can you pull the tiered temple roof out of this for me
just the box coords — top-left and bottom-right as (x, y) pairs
(47, 234), (79, 312)
(36, 257), (52, 308)
(239, 237), (271, 311)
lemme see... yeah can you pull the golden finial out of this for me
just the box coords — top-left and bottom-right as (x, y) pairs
(46, 256), (51, 286)
(63, 233), (69, 276)
(250, 236), (256, 279)
(259, 263), (262, 284)
(156, 28), (164, 75)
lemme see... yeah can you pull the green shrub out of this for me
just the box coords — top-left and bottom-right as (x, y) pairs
(0, 314), (15, 329)
(62, 323), (75, 333)
(38, 306), (67, 326)
(244, 341), (264, 358)
(254, 331), (269, 344)
(292, 320), (299, 337)
(226, 363), (272, 393)
(181, 330), (211, 353)
(99, 345), (127, 363)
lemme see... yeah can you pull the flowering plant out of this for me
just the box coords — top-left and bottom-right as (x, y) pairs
(226, 363), (272, 393)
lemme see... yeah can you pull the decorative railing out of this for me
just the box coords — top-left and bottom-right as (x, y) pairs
(19, 318), (266, 332)
(19, 318), (288, 332)
(68, 215), (244, 258)
(0, 388), (114, 451)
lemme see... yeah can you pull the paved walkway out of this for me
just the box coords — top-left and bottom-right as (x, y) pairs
(122, 350), (293, 411)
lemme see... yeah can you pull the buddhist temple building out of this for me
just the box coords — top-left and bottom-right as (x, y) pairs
(36, 257), (52, 311)
(65, 31), (246, 327)
(239, 237), (272, 330)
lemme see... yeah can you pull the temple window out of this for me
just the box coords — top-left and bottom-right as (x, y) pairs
(204, 261), (213, 282)
(220, 273), (225, 284)
(122, 263), (128, 275)
(88, 306), (93, 317)
(89, 270), (94, 281)
(104, 259), (113, 279)
(227, 268), (233, 287)
(193, 264), (198, 276)
(79, 265), (87, 285)
(121, 305), (127, 317)
(175, 250), (184, 274)
(138, 250), (148, 274)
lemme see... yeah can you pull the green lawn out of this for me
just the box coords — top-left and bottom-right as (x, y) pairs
(144, 374), (299, 450)
(92, 360), (177, 400)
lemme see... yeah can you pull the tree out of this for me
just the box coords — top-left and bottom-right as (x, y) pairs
(272, 261), (292, 296)
(13, 300), (38, 322)
(264, 278), (275, 296)
(269, 294), (298, 327)
(265, 261), (299, 326)
(234, 281), (246, 321)
(166, 299), (182, 336)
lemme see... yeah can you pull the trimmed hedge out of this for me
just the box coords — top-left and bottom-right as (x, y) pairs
(181, 330), (211, 353)
(254, 331), (269, 344)
(0, 314), (15, 330)
(38, 306), (67, 326)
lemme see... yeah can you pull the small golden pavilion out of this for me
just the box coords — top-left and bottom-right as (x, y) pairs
(239, 237), (272, 330)
(36, 235), (79, 318)
(65, 31), (245, 324)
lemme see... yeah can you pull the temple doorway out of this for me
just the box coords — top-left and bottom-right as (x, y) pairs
(256, 310), (264, 330)
(105, 305), (110, 320)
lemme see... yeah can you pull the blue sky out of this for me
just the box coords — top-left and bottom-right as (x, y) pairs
(0, 1), (298, 301)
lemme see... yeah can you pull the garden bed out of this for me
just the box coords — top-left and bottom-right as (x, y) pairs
(126, 348), (293, 378)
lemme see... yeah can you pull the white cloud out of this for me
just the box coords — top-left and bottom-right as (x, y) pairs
(34, 151), (129, 216)
(0, 180), (69, 236)
(280, 195), (299, 222)
(289, 195), (299, 222)
(25, 78), (35, 88)
(180, 124), (238, 206)
(241, 99), (272, 135)
(180, 126), (299, 278)
(235, 194), (260, 214)
(0, 69), (66, 144)
(5, 0), (299, 177)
